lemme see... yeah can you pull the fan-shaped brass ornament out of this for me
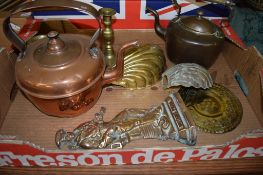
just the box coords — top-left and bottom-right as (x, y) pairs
(179, 83), (243, 134)
(112, 44), (166, 89)
(162, 63), (213, 89)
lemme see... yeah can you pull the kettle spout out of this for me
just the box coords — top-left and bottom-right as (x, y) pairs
(146, 7), (166, 39)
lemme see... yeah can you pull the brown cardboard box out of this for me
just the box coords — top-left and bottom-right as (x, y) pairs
(0, 49), (16, 127)
(0, 20), (262, 168)
(0, 15), (27, 127)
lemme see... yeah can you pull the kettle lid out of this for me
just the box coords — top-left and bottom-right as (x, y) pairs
(15, 32), (105, 99)
(179, 11), (219, 34)
(33, 31), (80, 67)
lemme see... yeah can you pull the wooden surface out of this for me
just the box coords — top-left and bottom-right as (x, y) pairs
(0, 157), (263, 175)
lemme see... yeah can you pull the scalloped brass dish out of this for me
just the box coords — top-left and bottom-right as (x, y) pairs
(162, 63), (213, 89)
(112, 44), (166, 89)
(179, 83), (243, 134)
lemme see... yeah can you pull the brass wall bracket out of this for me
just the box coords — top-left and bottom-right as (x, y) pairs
(55, 93), (196, 150)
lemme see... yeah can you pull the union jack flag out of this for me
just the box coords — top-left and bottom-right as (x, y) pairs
(33, 0), (126, 19)
(32, 0), (230, 29)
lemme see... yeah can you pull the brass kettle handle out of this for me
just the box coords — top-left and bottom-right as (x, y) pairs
(3, 0), (101, 52)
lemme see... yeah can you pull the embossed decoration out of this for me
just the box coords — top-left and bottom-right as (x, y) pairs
(162, 63), (213, 89)
(55, 93), (196, 150)
(179, 83), (243, 134)
(112, 44), (166, 89)
(58, 92), (94, 111)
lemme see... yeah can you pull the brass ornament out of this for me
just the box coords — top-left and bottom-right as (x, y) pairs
(55, 93), (196, 150)
(162, 63), (213, 89)
(179, 83), (243, 134)
(112, 44), (166, 89)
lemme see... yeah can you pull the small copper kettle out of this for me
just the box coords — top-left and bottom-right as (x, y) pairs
(147, 0), (226, 68)
(3, 0), (135, 117)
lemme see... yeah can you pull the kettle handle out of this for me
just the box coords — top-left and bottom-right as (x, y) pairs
(171, 0), (181, 16)
(3, 0), (101, 52)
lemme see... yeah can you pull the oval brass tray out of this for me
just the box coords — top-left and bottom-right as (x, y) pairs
(179, 83), (243, 134)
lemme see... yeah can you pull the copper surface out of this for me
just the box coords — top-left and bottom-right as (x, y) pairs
(16, 34), (105, 99)
(27, 80), (102, 117)
(55, 92), (196, 149)
(147, 0), (225, 68)
(20, 41), (136, 118)
(3, 0), (136, 117)
(46, 31), (65, 54)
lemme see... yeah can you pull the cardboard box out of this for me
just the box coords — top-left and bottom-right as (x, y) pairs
(0, 17), (262, 167)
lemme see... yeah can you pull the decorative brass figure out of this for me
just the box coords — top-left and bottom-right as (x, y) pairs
(179, 83), (243, 134)
(112, 44), (166, 89)
(55, 93), (196, 149)
(99, 8), (116, 68)
(162, 63), (213, 89)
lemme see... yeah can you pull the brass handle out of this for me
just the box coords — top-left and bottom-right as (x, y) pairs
(3, 0), (101, 52)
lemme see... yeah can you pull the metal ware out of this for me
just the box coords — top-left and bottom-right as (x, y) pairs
(55, 92), (196, 149)
(3, 0), (136, 117)
(179, 83), (243, 134)
(147, 0), (225, 68)
(99, 8), (116, 68)
(112, 44), (166, 89)
(162, 63), (213, 89)
(25, 35), (47, 45)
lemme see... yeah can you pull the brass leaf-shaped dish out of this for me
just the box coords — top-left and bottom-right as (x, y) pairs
(112, 44), (166, 89)
(162, 63), (213, 89)
(179, 83), (243, 134)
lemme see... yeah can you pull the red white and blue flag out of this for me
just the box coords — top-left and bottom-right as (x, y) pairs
(30, 0), (244, 48)
(32, 0), (230, 29)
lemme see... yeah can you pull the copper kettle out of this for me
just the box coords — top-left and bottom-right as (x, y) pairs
(3, 0), (135, 117)
(147, 0), (226, 68)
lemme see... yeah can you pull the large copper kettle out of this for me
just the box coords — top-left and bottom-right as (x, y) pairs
(147, 0), (226, 68)
(3, 0), (135, 117)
